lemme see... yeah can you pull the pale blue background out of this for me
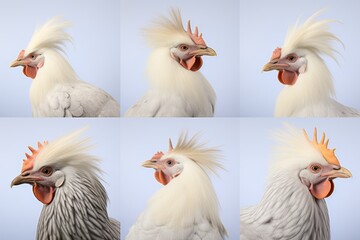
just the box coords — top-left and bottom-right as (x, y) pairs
(239, 118), (360, 239)
(119, 118), (240, 239)
(1, 119), (120, 238)
(120, 0), (240, 117)
(240, 0), (360, 116)
(0, 0), (120, 116)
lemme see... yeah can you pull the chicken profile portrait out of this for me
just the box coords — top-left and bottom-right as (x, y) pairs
(126, 133), (227, 239)
(240, 126), (352, 239)
(10, 17), (120, 117)
(11, 129), (120, 239)
(125, 9), (217, 117)
(262, 11), (360, 117)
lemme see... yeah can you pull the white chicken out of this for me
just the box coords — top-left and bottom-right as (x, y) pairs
(126, 133), (227, 239)
(10, 17), (120, 117)
(11, 128), (120, 239)
(125, 9), (216, 117)
(262, 11), (360, 117)
(240, 126), (352, 239)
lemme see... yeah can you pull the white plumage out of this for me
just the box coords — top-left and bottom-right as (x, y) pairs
(125, 9), (216, 117)
(240, 125), (351, 239)
(11, 128), (120, 239)
(126, 133), (227, 239)
(10, 17), (120, 117)
(262, 11), (360, 117)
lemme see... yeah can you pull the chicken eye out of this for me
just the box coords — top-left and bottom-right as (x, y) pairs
(310, 164), (322, 173)
(166, 159), (175, 167)
(41, 166), (53, 176)
(179, 45), (189, 51)
(287, 54), (297, 62)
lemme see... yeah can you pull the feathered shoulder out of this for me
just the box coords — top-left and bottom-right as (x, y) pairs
(282, 10), (342, 61)
(25, 16), (72, 56)
(171, 132), (224, 175)
(33, 128), (101, 175)
(143, 8), (190, 48)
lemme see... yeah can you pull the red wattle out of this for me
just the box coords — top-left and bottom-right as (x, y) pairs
(278, 70), (298, 85)
(310, 179), (334, 200)
(33, 183), (55, 204)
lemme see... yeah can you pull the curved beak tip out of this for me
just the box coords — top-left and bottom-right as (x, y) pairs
(10, 60), (21, 68)
(262, 63), (273, 72)
(208, 48), (217, 56)
(142, 159), (160, 169)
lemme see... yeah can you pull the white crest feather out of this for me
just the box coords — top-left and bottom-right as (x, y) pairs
(143, 8), (192, 48)
(172, 132), (224, 175)
(33, 127), (101, 175)
(282, 10), (343, 62)
(268, 124), (325, 179)
(25, 16), (72, 56)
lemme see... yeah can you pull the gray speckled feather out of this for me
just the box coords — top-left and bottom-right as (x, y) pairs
(37, 170), (120, 239)
(241, 173), (330, 240)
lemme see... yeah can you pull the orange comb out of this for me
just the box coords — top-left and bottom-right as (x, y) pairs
(151, 151), (164, 160)
(270, 47), (282, 61)
(186, 20), (206, 46)
(303, 128), (340, 166)
(22, 141), (48, 173)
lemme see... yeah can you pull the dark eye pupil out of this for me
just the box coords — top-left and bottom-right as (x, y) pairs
(42, 167), (51, 174)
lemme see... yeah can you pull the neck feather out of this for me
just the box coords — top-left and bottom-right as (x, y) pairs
(36, 169), (119, 239)
(275, 54), (335, 116)
(145, 160), (225, 235)
(30, 49), (78, 107)
(146, 48), (216, 106)
(241, 173), (330, 239)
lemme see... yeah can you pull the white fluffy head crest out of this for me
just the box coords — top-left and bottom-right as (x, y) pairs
(170, 132), (224, 175)
(32, 128), (100, 174)
(269, 124), (327, 178)
(143, 8), (193, 48)
(24, 16), (72, 56)
(281, 10), (343, 61)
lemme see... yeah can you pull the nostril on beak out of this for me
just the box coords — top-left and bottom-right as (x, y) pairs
(21, 172), (30, 177)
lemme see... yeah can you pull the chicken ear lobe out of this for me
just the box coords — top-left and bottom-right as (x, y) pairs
(33, 183), (55, 204)
(310, 179), (334, 200)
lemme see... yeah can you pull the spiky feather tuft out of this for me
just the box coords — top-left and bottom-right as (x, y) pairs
(25, 16), (72, 56)
(268, 124), (326, 179)
(33, 127), (101, 176)
(172, 132), (224, 176)
(281, 10), (343, 62)
(143, 8), (192, 48)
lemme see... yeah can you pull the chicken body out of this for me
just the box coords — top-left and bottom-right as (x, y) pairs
(126, 134), (227, 239)
(125, 9), (216, 117)
(11, 17), (120, 117)
(11, 129), (120, 239)
(262, 11), (360, 117)
(240, 126), (351, 239)
(241, 174), (330, 239)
